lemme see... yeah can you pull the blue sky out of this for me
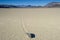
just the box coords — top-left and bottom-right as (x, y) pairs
(0, 0), (60, 6)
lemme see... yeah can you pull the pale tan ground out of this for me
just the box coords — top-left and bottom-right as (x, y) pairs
(0, 8), (60, 40)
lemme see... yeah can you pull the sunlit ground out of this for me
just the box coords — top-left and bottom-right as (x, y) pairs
(0, 8), (60, 40)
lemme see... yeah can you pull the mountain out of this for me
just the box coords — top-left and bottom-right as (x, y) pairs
(0, 2), (60, 8)
(25, 5), (42, 8)
(0, 4), (42, 8)
(0, 5), (18, 8)
(45, 2), (60, 8)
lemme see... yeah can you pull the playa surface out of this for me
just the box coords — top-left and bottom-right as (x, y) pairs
(0, 8), (60, 40)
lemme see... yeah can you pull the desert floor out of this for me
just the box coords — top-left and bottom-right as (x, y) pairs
(0, 8), (60, 40)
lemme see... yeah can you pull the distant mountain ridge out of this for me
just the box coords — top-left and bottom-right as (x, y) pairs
(0, 2), (60, 8)
(0, 4), (42, 8)
(0, 5), (17, 8)
(44, 2), (60, 8)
